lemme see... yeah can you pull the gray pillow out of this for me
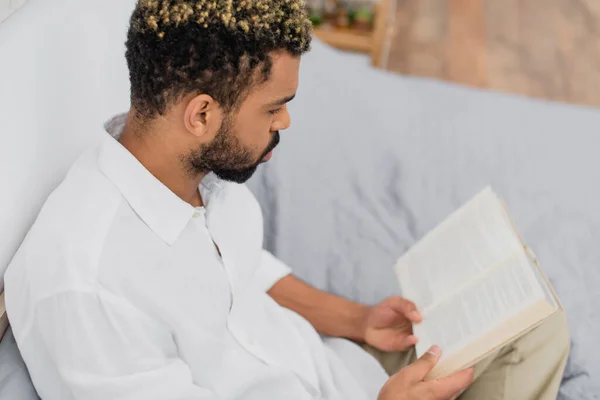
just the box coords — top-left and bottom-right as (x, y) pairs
(0, 328), (38, 400)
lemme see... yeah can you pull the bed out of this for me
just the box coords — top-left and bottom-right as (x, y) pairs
(1, 0), (599, 399)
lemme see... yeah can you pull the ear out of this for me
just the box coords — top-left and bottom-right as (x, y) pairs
(183, 94), (221, 139)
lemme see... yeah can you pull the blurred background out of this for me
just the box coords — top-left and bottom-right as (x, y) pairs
(4, 0), (600, 107)
(308, 0), (600, 108)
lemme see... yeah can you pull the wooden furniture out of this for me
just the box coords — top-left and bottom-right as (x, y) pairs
(313, 1), (387, 54)
(313, 27), (374, 53)
(0, 292), (8, 339)
(370, 0), (600, 108)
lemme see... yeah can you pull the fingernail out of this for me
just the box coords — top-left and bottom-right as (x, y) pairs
(410, 311), (422, 320)
(427, 345), (441, 356)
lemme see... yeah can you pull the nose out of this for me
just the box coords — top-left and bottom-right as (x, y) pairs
(272, 105), (291, 132)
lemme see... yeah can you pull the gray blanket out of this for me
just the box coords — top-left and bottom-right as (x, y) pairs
(248, 40), (600, 399)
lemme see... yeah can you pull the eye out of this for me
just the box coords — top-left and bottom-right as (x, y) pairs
(269, 107), (283, 115)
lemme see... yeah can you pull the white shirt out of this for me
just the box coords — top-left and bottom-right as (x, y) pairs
(5, 114), (388, 400)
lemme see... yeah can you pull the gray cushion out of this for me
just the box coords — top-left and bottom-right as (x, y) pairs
(0, 328), (38, 400)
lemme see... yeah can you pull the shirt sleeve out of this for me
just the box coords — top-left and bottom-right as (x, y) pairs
(33, 289), (221, 400)
(253, 250), (293, 292)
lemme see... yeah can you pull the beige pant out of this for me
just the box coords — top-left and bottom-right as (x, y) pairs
(363, 310), (570, 400)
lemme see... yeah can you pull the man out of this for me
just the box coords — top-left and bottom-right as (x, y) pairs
(5, 0), (569, 399)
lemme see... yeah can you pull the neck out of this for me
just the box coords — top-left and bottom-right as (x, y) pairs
(118, 110), (205, 207)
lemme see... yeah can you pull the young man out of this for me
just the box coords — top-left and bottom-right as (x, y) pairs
(5, 1), (569, 399)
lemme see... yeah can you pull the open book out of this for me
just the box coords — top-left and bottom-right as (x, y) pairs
(0, 291), (7, 339)
(394, 187), (562, 379)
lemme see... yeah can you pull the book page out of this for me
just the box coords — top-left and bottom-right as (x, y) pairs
(413, 253), (545, 359)
(525, 247), (559, 310)
(395, 188), (524, 312)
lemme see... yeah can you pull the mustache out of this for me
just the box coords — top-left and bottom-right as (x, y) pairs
(262, 131), (280, 157)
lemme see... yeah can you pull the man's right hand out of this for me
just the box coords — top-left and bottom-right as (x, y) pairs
(377, 346), (475, 400)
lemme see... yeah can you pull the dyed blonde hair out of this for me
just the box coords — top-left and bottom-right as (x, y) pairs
(126, 0), (312, 119)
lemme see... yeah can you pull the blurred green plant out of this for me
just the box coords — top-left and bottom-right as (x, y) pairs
(308, 0), (374, 29)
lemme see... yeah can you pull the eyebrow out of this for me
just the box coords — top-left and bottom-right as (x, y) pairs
(268, 94), (296, 108)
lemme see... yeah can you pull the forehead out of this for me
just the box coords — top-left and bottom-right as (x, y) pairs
(251, 52), (301, 101)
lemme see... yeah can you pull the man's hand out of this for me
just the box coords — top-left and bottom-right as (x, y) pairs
(268, 277), (421, 345)
(364, 296), (423, 351)
(378, 346), (475, 400)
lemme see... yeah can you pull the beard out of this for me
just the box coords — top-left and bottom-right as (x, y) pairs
(184, 116), (280, 184)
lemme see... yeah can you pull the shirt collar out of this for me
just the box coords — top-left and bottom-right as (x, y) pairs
(97, 113), (222, 245)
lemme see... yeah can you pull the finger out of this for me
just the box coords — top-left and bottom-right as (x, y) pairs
(404, 335), (419, 347)
(387, 297), (422, 323)
(404, 334), (419, 348)
(427, 367), (475, 399)
(404, 345), (442, 381)
(384, 333), (419, 352)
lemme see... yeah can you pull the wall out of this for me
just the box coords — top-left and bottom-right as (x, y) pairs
(0, 0), (27, 24)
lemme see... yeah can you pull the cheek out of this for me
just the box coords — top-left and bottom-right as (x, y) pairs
(234, 117), (272, 148)
(230, 106), (273, 147)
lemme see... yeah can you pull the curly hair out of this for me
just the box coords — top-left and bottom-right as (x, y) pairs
(125, 0), (312, 121)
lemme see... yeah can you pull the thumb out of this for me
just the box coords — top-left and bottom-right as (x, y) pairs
(405, 345), (442, 382)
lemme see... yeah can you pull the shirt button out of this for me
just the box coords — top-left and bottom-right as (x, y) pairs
(192, 209), (205, 218)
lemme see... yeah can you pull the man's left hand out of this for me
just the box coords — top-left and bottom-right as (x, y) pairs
(363, 296), (422, 352)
